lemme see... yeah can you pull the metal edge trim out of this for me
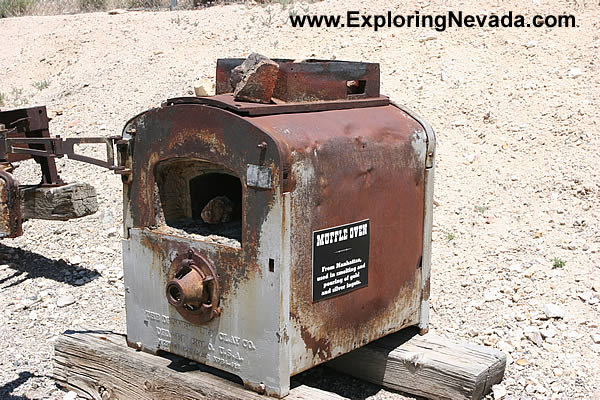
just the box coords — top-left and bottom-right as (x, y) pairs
(166, 96), (390, 116)
(390, 101), (436, 331)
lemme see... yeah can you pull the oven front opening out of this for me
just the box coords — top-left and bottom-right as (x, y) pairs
(155, 159), (243, 247)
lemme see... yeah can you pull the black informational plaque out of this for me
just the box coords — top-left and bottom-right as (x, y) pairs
(312, 219), (370, 302)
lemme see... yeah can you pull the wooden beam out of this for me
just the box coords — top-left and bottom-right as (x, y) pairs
(20, 182), (98, 221)
(0, 178), (11, 237)
(54, 328), (506, 400)
(54, 330), (344, 400)
(1, 172), (22, 238)
(327, 328), (506, 400)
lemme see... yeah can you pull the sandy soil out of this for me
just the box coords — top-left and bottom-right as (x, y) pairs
(1, 0), (599, 398)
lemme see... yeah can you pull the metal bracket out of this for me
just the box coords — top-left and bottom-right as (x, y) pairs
(1, 106), (131, 187)
(247, 164), (272, 189)
(1, 134), (131, 175)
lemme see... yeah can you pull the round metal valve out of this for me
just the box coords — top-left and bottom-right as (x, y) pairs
(165, 250), (220, 324)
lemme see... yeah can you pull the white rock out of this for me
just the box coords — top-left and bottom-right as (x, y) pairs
(509, 263), (522, 273)
(514, 313), (526, 321)
(591, 334), (600, 344)
(578, 292), (592, 302)
(566, 331), (581, 339)
(577, 291), (598, 304)
(469, 299), (485, 309)
(193, 78), (215, 97)
(525, 383), (536, 393)
(496, 340), (512, 354)
(464, 153), (476, 164)
(524, 327), (544, 346)
(492, 384), (507, 399)
(484, 289), (500, 302)
(63, 390), (78, 400)
(524, 40), (537, 48)
(551, 382), (565, 394)
(95, 264), (107, 272)
(540, 328), (557, 339)
(419, 33), (437, 43)
(553, 367), (563, 376)
(536, 384), (547, 394)
(565, 241), (578, 250)
(102, 212), (114, 225)
(106, 227), (118, 237)
(70, 255), (82, 265)
(57, 295), (76, 308)
(567, 67), (582, 78)
(544, 303), (565, 319)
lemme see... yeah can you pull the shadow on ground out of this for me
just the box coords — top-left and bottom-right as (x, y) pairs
(0, 371), (35, 400)
(0, 243), (99, 288)
(293, 365), (386, 399)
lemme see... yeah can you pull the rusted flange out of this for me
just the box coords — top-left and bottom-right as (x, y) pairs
(166, 249), (221, 324)
(0, 168), (22, 238)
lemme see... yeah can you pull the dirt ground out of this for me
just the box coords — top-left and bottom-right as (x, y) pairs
(1, 0), (599, 399)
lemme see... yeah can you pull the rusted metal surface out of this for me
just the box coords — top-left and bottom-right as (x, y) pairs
(216, 58), (380, 102)
(391, 101), (437, 334)
(123, 104), (282, 235)
(0, 106), (131, 185)
(122, 59), (433, 397)
(0, 168), (22, 238)
(167, 94), (389, 116)
(0, 105), (132, 238)
(249, 104), (427, 374)
(166, 249), (221, 324)
(2, 136), (127, 173)
(0, 106), (64, 186)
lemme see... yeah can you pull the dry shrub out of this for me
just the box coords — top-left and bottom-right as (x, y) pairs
(0, 0), (37, 17)
(78, 0), (106, 10)
(126, 0), (162, 8)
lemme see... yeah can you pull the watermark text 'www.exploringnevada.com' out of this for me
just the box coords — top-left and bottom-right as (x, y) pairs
(289, 11), (577, 32)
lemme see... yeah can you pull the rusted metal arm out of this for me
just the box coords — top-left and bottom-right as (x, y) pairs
(1, 135), (128, 172)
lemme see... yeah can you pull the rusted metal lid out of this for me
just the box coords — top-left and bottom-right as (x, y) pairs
(166, 94), (389, 116)
(216, 58), (381, 103)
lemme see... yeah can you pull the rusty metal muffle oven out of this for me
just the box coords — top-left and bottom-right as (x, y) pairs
(122, 58), (435, 397)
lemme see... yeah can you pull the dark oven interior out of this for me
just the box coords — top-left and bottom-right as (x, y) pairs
(154, 158), (243, 245)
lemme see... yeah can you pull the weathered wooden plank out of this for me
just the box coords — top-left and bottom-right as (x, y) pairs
(327, 328), (506, 400)
(20, 182), (98, 221)
(54, 328), (505, 400)
(1, 172), (22, 238)
(0, 178), (10, 237)
(54, 330), (344, 400)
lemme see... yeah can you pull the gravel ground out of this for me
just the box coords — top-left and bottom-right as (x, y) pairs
(1, 0), (599, 399)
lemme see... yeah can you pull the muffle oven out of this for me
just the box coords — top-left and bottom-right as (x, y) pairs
(121, 58), (435, 397)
